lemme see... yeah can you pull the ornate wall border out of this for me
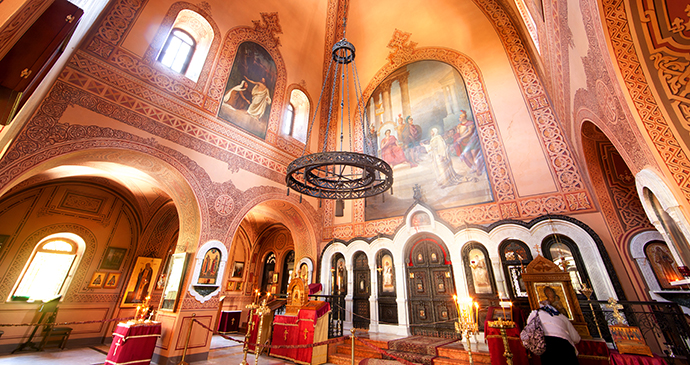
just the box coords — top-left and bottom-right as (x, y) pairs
(473, 0), (585, 193)
(602, 0), (690, 204)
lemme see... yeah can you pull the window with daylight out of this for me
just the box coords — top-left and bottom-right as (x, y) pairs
(158, 28), (196, 74)
(542, 234), (591, 297)
(281, 88), (310, 143)
(13, 233), (84, 302)
(157, 10), (214, 81)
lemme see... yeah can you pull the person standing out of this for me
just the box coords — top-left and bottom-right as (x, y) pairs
(526, 299), (581, 364)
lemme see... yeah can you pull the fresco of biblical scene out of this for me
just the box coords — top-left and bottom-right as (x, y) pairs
(218, 42), (276, 139)
(364, 60), (493, 220)
(645, 241), (683, 289)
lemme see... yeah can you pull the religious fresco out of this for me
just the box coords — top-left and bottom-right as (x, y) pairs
(468, 248), (491, 294)
(218, 42), (277, 139)
(645, 241), (683, 289)
(364, 61), (492, 220)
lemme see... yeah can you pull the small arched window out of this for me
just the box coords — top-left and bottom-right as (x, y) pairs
(260, 252), (276, 293)
(13, 235), (82, 301)
(282, 89), (310, 143)
(158, 28), (196, 74)
(542, 234), (591, 297)
(499, 239), (533, 299)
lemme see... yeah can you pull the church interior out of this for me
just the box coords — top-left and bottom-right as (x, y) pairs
(0, 0), (689, 364)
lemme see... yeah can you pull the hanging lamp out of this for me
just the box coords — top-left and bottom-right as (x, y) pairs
(285, 1), (393, 200)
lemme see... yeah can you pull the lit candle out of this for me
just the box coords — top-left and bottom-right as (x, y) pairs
(472, 302), (479, 323)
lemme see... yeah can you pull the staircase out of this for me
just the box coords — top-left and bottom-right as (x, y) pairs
(328, 335), (491, 365)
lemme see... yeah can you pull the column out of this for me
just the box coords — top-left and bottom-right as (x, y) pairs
(398, 73), (412, 118)
(369, 262), (379, 333)
(381, 81), (393, 123)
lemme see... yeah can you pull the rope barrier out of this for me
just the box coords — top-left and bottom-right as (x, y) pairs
(191, 318), (350, 349)
(0, 316), (136, 327)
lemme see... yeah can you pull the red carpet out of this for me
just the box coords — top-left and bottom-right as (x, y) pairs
(386, 335), (459, 365)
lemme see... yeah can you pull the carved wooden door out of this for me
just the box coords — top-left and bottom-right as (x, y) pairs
(406, 236), (459, 338)
(352, 251), (370, 329)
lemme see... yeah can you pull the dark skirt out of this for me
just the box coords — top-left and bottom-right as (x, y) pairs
(540, 336), (579, 364)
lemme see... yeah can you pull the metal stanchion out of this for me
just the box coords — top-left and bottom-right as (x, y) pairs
(176, 313), (196, 365)
(351, 328), (355, 365)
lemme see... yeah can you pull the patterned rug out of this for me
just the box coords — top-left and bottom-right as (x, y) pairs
(388, 335), (457, 356)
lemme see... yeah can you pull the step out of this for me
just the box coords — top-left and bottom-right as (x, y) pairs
(434, 341), (492, 365)
(328, 352), (368, 365)
(335, 343), (383, 358)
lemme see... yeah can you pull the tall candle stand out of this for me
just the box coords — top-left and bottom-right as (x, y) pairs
(239, 298), (259, 365)
(580, 284), (602, 339)
(454, 296), (479, 365)
(253, 298), (271, 365)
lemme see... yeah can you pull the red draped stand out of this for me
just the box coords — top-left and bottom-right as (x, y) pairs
(270, 300), (331, 365)
(246, 309), (272, 353)
(609, 350), (669, 365)
(105, 321), (161, 365)
(484, 320), (530, 365)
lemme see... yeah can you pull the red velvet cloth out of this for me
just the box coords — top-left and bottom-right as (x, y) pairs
(269, 315), (299, 360)
(269, 301), (330, 364)
(246, 312), (260, 352)
(609, 350), (668, 365)
(483, 322), (530, 365)
(576, 340), (610, 365)
(105, 322), (161, 365)
(308, 283), (322, 295)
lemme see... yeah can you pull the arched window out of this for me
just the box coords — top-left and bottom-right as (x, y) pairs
(331, 253), (347, 295)
(280, 250), (295, 294)
(260, 252), (276, 293)
(158, 28), (196, 74)
(13, 234), (83, 301)
(154, 10), (214, 81)
(542, 234), (591, 297)
(645, 188), (690, 267)
(499, 239), (533, 299)
(282, 88), (310, 143)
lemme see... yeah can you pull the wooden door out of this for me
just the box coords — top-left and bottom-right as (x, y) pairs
(406, 236), (459, 338)
(377, 250), (398, 325)
(352, 252), (370, 329)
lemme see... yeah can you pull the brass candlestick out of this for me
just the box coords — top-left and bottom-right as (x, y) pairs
(580, 284), (602, 339)
(253, 298), (271, 365)
(240, 300), (259, 365)
(454, 296), (479, 365)
(488, 318), (516, 365)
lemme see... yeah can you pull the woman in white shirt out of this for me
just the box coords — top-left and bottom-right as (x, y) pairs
(526, 299), (581, 364)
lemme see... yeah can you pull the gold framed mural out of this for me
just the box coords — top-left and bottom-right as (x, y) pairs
(364, 60), (493, 220)
(121, 257), (162, 307)
(88, 272), (106, 288)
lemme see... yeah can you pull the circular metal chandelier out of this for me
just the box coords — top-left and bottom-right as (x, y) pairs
(286, 33), (393, 200)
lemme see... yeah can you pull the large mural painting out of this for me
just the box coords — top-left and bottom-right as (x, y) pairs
(364, 61), (493, 220)
(218, 42), (277, 139)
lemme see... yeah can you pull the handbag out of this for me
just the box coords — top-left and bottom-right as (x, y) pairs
(520, 310), (546, 355)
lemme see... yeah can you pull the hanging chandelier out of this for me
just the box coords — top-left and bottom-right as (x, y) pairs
(285, 5), (393, 200)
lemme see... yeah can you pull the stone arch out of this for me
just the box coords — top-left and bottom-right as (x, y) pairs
(0, 145), (207, 253)
(222, 188), (320, 273)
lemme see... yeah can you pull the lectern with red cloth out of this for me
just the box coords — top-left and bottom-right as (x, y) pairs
(483, 318), (529, 365)
(270, 300), (330, 364)
(105, 321), (161, 365)
(270, 276), (331, 365)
